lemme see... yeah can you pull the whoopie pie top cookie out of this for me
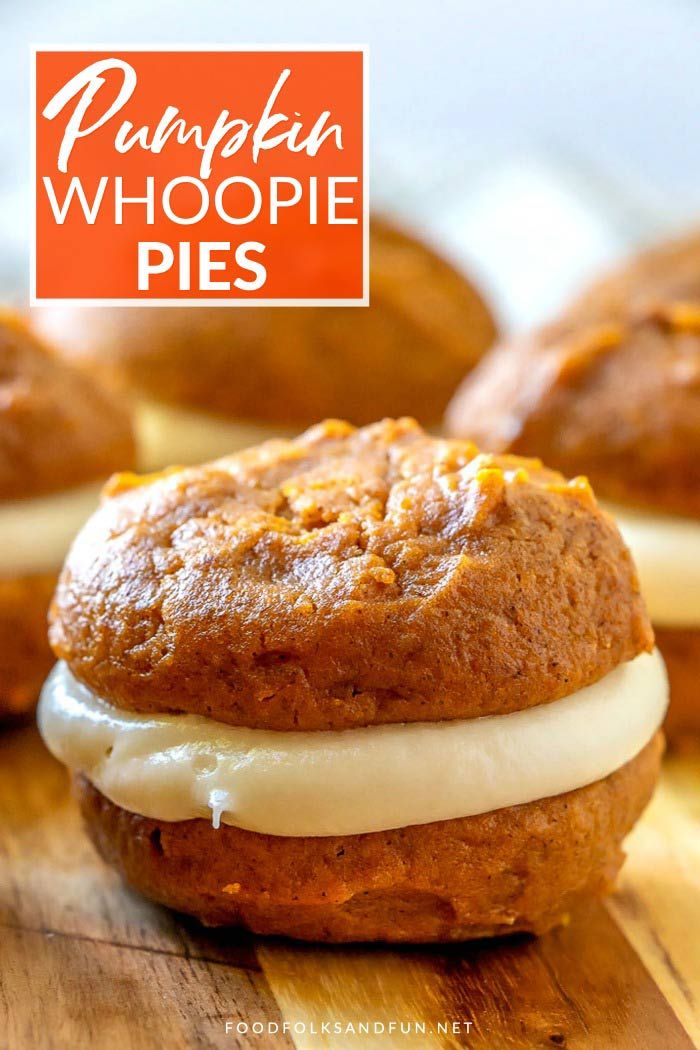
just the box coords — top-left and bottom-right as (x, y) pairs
(50, 418), (651, 732)
(445, 307), (700, 519)
(566, 228), (700, 324)
(0, 310), (135, 500)
(32, 218), (497, 428)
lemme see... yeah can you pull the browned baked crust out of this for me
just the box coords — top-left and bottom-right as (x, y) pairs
(0, 310), (135, 499)
(31, 218), (497, 428)
(445, 308), (700, 518)
(0, 572), (56, 717)
(76, 732), (662, 942)
(566, 229), (700, 324)
(654, 626), (700, 747)
(50, 418), (651, 731)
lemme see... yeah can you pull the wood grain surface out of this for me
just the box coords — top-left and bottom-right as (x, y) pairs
(1, 722), (699, 1049)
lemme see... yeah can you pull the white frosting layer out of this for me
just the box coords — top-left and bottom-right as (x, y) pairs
(0, 484), (101, 576)
(38, 652), (667, 838)
(607, 504), (700, 627)
(136, 399), (295, 471)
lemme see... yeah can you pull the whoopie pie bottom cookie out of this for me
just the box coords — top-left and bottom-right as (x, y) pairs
(0, 573), (56, 718)
(76, 735), (662, 943)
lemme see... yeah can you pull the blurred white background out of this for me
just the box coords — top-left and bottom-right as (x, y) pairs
(4, 0), (700, 325)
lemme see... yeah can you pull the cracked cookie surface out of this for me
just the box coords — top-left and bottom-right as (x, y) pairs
(50, 418), (651, 730)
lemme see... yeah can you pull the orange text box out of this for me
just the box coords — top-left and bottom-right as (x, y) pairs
(33, 48), (367, 305)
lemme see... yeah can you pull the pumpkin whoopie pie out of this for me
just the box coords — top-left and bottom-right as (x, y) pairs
(446, 305), (699, 744)
(0, 310), (134, 718)
(32, 218), (497, 471)
(38, 419), (666, 942)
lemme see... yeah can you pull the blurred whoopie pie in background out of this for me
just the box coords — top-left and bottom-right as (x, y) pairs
(565, 228), (700, 325)
(446, 229), (700, 745)
(32, 217), (498, 471)
(0, 310), (135, 718)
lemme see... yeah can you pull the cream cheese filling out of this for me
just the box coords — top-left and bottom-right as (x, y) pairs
(38, 651), (667, 838)
(135, 398), (296, 472)
(605, 504), (700, 628)
(0, 483), (102, 576)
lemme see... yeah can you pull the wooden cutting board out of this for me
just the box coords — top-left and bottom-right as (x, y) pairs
(1, 722), (700, 1049)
